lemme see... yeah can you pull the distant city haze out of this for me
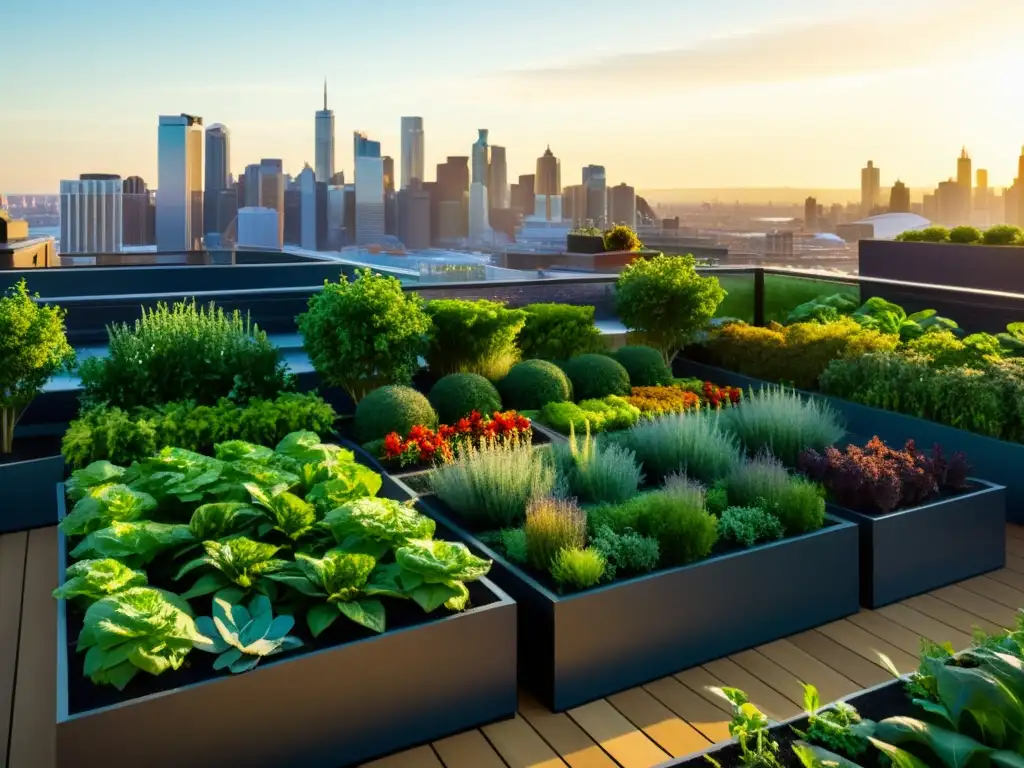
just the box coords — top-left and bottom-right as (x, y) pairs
(3, 0), (1024, 194)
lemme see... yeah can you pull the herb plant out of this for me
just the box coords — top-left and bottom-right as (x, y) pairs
(540, 395), (641, 434)
(552, 423), (643, 504)
(706, 687), (784, 768)
(717, 506), (784, 549)
(617, 411), (741, 484)
(524, 496), (588, 571)
(549, 547), (606, 590)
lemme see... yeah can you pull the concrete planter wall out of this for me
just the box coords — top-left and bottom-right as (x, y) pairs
(0, 453), (64, 533)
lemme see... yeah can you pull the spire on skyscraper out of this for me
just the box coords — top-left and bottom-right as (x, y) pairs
(961, 146), (969, 159)
(323, 79), (327, 111)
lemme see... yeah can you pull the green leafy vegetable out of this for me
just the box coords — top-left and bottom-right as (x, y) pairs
(306, 464), (383, 517)
(188, 502), (263, 541)
(175, 537), (287, 599)
(52, 558), (148, 604)
(323, 497), (435, 556)
(65, 460), (126, 501)
(59, 484), (158, 537)
(244, 483), (317, 540)
(395, 539), (491, 612)
(193, 593), (303, 674)
(213, 440), (275, 463)
(71, 521), (195, 567)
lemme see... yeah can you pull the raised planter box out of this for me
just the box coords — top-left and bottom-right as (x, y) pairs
(674, 358), (1024, 524)
(406, 487), (859, 712)
(828, 480), (1006, 608)
(566, 233), (607, 254)
(55, 483), (518, 768)
(0, 434), (64, 534)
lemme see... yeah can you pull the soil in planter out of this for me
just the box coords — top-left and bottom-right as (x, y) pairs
(0, 433), (63, 466)
(63, 579), (499, 715)
(677, 681), (917, 768)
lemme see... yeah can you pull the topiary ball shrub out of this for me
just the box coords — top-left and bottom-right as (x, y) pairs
(354, 385), (438, 442)
(612, 345), (672, 386)
(428, 373), (502, 424)
(563, 354), (631, 401)
(498, 360), (572, 410)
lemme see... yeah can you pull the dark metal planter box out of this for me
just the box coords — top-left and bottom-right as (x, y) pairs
(408, 486), (859, 712)
(674, 358), (1024, 524)
(827, 480), (1006, 608)
(0, 453), (64, 534)
(54, 484), (518, 768)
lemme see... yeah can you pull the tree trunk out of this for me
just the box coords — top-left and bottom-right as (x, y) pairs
(1, 406), (15, 455)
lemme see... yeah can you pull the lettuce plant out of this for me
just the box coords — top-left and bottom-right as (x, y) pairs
(76, 586), (198, 690)
(175, 537), (287, 599)
(193, 594), (303, 674)
(306, 469), (383, 518)
(65, 460), (127, 502)
(323, 497), (436, 557)
(244, 483), (317, 540)
(52, 558), (148, 604)
(188, 502), (263, 541)
(394, 539), (491, 612)
(71, 521), (195, 567)
(59, 484), (158, 537)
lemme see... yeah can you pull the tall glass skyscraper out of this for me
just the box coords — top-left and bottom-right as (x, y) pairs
(204, 124), (230, 237)
(315, 81), (335, 184)
(157, 114), (203, 250)
(400, 117), (424, 189)
(354, 131), (384, 245)
(60, 174), (124, 253)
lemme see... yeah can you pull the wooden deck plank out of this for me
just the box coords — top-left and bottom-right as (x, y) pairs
(815, 619), (919, 675)
(873, 602), (973, 651)
(1005, 553), (1024, 575)
(754, 639), (859, 706)
(642, 677), (732, 744)
(1006, 525), (1024, 541)
(958, 575), (1024, 612)
(1005, 537), (1024, 558)
(567, 699), (670, 768)
(0, 531), (28, 766)
(727, 649), (810, 708)
(902, 593), (1002, 637)
(845, 611), (928, 657)
(606, 687), (711, 758)
(787, 630), (891, 688)
(482, 714), (567, 768)
(700, 658), (802, 721)
(673, 667), (732, 714)
(361, 745), (445, 768)
(930, 585), (1020, 629)
(986, 567), (1024, 594)
(518, 693), (618, 768)
(8, 528), (57, 768)
(432, 729), (506, 768)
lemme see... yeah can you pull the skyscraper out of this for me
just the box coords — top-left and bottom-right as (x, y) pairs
(957, 147), (972, 192)
(315, 81), (335, 184)
(889, 181), (910, 213)
(609, 183), (637, 228)
(204, 124), (230, 238)
(510, 174), (535, 214)
(469, 130), (491, 241)
(975, 169), (990, 218)
(563, 184), (588, 228)
(297, 164), (317, 250)
(354, 131), (381, 160)
(436, 156), (469, 239)
(59, 174), (123, 253)
(534, 146), (561, 222)
(860, 161), (880, 217)
(258, 158), (284, 247)
(489, 145), (507, 211)
(400, 117), (424, 189)
(122, 175), (154, 246)
(383, 156), (397, 236)
(157, 114), (203, 250)
(582, 165), (607, 226)
(804, 196), (818, 230)
(397, 179), (431, 250)
(354, 132), (385, 245)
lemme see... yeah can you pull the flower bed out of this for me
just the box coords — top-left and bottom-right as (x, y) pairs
(53, 432), (515, 767)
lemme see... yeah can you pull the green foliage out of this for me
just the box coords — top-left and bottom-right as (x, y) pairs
(52, 558), (148, 605)
(394, 538), (492, 612)
(616, 254), (725, 364)
(949, 225), (983, 244)
(500, 527), (528, 564)
(603, 225), (644, 252)
(59, 484), (158, 537)
(0, 280), (75, 453)
(518, 303), (603, 360)
(616, 412), (742, 484)
(612, 345), (673, 386)
(429, 440), (555, 528)
(278, 548), (384, 636)
(498, 359), (573, 410)
(705, 479), (730, 516)
(796, 684), (872, 760)
(192, 593), (303, 674)
(717, 506), (785, 549)
(175, 537), (287, 599)
(563, 353), (631, 400)
(850, 297), (960, 342)
(726, 454), (825, 536)
(424, 298), (526, 380)
(590, 525), (659, 580)
(78, 299), (288, 411)
(62, 393), (338, 470)
(76, 586), (197, 690)
(428, 373), (502, 424)
(900, 225), (950, 243)
(71, 521), (196, 568)
(709, 687), (784, 768)
(323, 497), (436, 556)
(553, 423), (643, 503)
(982, 224), (1024, 245)
(354, 385), (438, 443)
(65, 460), (126, 502)
(718, 385), (845, 467)
(549, 547), (607, 590)
(524, 496), (588, 571)
(906, 329), (1000, 368)
(245, 483), (318, 540)
(541, 395), (642, 435)
(605, 485), (718, 567)
(297, 268), (431, 402)
(785, 293), (861, 325)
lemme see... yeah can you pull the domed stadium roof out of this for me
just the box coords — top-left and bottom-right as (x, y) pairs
(854, 212), (931, 240)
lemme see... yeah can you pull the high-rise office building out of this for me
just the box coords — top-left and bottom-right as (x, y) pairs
(204, 124), (230, 238)
(400, 117), (424, 189)
(354, 131), (381, 160)
(489, 145), (507, 211)
(354, 133), (385, 245)
(242, 163), (261, 208)
(383, 156), (397, 235)
(510, 174), (535, 214)
(283, 188), (301, 246)
(469, 131), (491, 241)
(609, 183), (637, 228)
(804, 196), (818, 230)
(157, 113), (203, 250)
(397, 179), (431, 250)
(1016, 146), (1024, 227)
(563, 184), (588, 228)
(297, 164), (317, 250)
(236, 207), (280, 248)
(536, 146), (560, 196)
(256, 159), (284, 247)
(957, 147), (972, 194)
(472, 130), (490, 187)
(582, 165), (607, 226)
(436, 156), (469, 239)
(315, 81), (335, 184)
(889, 180), (910, 213)
(860, 160), (880, 217)
(122, 175), (154, 246)
(975, 169), (990, 211)
(59, 174), (124, 253)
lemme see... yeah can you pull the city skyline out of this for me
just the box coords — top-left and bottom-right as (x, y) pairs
(4, 0), (1024, 194)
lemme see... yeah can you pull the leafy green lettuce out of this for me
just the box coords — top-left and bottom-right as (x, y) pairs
(306, 464), (383, 517)
(60, 484), (158, 537)
(193, 593), (303, 674)
(71, 521), (195, 567)
(395, 539), (492, 612)
(323, 497), (435, 557)
(65, 460), (127, 502)
(52, 558), (148, 604)
(245, 483), (317, 540)
(188, 502), (263, 541)
(175, 537), (287, 599)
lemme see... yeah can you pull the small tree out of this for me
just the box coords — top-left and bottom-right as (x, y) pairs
(297, 269), (431, 402)
(948, 225), (982, 244)
(0, 280), (76, 454)
(603, 225), (643, 252)
(982, 224), (1023, 246)
(616, 254), (725, 365)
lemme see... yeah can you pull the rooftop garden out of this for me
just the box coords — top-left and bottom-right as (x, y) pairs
(894, 223), (1024, 245)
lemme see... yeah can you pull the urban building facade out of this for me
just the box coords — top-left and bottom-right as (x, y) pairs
(609, 182), (637, 228)
(536, 146), (560, 196)
(156, 113), (203, 250)
(204, 123), (230, 239)
(355, 152), (385, 245)
(122, 175), (154, 246)
(888, 180), (910, 213)
(59, 174), (124, 253)
(258, 158), (285, 247)
(397, 179), (431, 249)
(489, 145), (508, 211)
(315, 81), (335, 184)
(236, 207), (280, 248)
(298, 165), (317, 250)
(582, 165), (606, 226)
(860, 160), (880, 217)
(400, 116), (424, 188)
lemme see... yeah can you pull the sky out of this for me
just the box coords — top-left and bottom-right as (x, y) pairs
(3, 0), (1024, 194)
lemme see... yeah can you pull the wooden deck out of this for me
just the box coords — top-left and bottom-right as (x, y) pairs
(5, 527), (1024, 768)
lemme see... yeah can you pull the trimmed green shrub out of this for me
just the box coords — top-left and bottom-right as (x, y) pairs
(425, 299), (526, 380)
(61, 394), (338, 469)
(428, 373), (502, 424)
(498, 359), (572, 410)
(718, 506), (785, 548)
(726, 454), (825, 536)
(616, 254), (725, 364)
(612, 345), (672, 386)
(297, 268), (431, 402)
(540, 396), (640, 435)
(591, 525), (659, 580)
(550, 548), (606, 590)
(524, 496), (587, 571)
(622, 487), (718, 567)
(948, 225), (982, 244)
(616, 412), (741, 484)
(563, 354), (631, 400)
(79, 299), (288, 410)
(354, 385), (437, 443)
(982, 225), (1023, 245)
(519, 303), (604, 360)
(603, 225), (643, 252)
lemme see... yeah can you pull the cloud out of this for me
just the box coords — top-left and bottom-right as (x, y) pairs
(501, 0), (1023, 89)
